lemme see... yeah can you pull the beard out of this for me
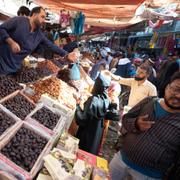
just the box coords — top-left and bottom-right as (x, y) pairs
(164, 97), (180, 110)
(135, 76), (146, 81)
(34, 19), (42, 28)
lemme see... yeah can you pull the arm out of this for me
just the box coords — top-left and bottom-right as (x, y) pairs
(0, 17), (21, 53)
(104, 71), (133, 86)
(75, 96), (96, 126)
(105, 103), (120, 121)
(122, 96), (154, 134)
(41, 35), (68, 57)
(0, 17), (17, 42)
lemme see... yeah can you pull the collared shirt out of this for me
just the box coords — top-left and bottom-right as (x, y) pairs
(119, 78), (157, 108)
(0, 16), (67, 74)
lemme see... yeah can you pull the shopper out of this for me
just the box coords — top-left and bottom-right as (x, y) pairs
(143, 57), (157, 83)
(90, 49), (107, 80)
(17, 6), (30, 17)
(75, 74), (119, 155)
(99, 81), (121, 155)
(0, 6), (76, 75)
(109, 71), (180, 180)
(155, 59), (180, 98)
(114, 53), (132, 78)
(107, 64), (157, 108)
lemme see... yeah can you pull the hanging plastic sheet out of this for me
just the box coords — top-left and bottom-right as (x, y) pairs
(135, 2), (178, 21)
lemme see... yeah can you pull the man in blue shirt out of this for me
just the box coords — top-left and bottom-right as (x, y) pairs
(0, 6), (75, 74)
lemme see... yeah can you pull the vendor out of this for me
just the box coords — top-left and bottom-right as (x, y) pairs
(0, 6), (76, 75)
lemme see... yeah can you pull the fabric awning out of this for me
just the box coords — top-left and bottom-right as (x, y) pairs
(33, 0), (179, 28)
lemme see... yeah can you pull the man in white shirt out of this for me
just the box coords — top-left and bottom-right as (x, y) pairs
(109, 64), (157, 108)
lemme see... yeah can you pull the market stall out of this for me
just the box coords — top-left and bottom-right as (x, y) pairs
(0, 53), (100, 179)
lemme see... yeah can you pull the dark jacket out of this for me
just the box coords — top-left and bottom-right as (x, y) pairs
(0, 17), (67, 74)
(75, 74), (119, 155)
(115, 58), (132, 78)
(122, 96), (180, 177)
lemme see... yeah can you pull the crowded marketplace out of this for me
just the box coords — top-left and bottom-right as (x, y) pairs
(0, 0), (179, 179)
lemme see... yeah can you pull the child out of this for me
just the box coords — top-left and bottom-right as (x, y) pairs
(75, 74), (119, 155)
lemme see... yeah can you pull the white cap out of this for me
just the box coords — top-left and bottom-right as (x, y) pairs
(104, 47), (111, 53)
(100, 49), (108, 58)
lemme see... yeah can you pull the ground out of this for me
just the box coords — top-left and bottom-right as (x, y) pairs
(101, 126), (122, 162)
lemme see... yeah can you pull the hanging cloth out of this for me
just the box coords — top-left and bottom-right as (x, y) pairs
(72, 12), (85, 35)
(59, 10), (70, 28)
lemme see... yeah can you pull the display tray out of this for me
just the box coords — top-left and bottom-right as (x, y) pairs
(0, 91), (36, 120)
(26, 104), (67, 136)
(0, 122), (53, 180)
(0, 104), (21, 142)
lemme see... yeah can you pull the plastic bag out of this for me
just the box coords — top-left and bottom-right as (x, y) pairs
(70, 63), (80, 80)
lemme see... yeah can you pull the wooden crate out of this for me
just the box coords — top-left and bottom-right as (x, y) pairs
(0, 122), (53, 180)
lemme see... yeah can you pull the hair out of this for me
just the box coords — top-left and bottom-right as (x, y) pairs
(139, 63), (152, 75)
(113, 51), (123, 58)
(30, 6), (44, 17)
(169, 71), (180, 84)
(17, 6), (30, 16)
(157, 60), (180, 97)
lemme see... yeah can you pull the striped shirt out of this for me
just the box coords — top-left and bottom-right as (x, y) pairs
(122, 96), (180, 176)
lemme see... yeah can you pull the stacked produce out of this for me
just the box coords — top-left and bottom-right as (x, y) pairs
(28, 77), (76, 109)
(1, 127), (47, 172)
(2, 93), (35, 120)
(0, 76), (22, 99)
(57, 68), (82, 91)
(37, 60), (60, 74)
(27, 77), (60, 102)
(57, 68), (71, 82)
(52, 57), (69, 67)
(14, 67), (54, 84)
(0, 110), (15, 136)
(36, 67), (52, 79)
(14, 67), (40, 84)
(31, 107), (61, 130)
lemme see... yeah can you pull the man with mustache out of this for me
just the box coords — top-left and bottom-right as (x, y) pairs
(109, 63), (157, 109)
(109, 71), (180, 180)
(0, 6), (76, 75)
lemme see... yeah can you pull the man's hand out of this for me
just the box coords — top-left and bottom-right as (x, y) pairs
(67, 52), (79, 62)
(6, 38), (21, 53)
(136, 115), (155, 132)
(103, 70), (120, 81)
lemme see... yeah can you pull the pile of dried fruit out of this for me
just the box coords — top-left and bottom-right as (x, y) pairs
(28, 77), (60, 103)
(1, 127), (47, 171)
(0, 110), (16, 136)
(28, 77), (76, 109)
(37, 60), (59, 74)
(2, 94), (35, 120)
(31, 107), (61, 130)
(50, 59), (66, 68)
(14, 67), (40, 84)
(0, 75), (22, 99)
